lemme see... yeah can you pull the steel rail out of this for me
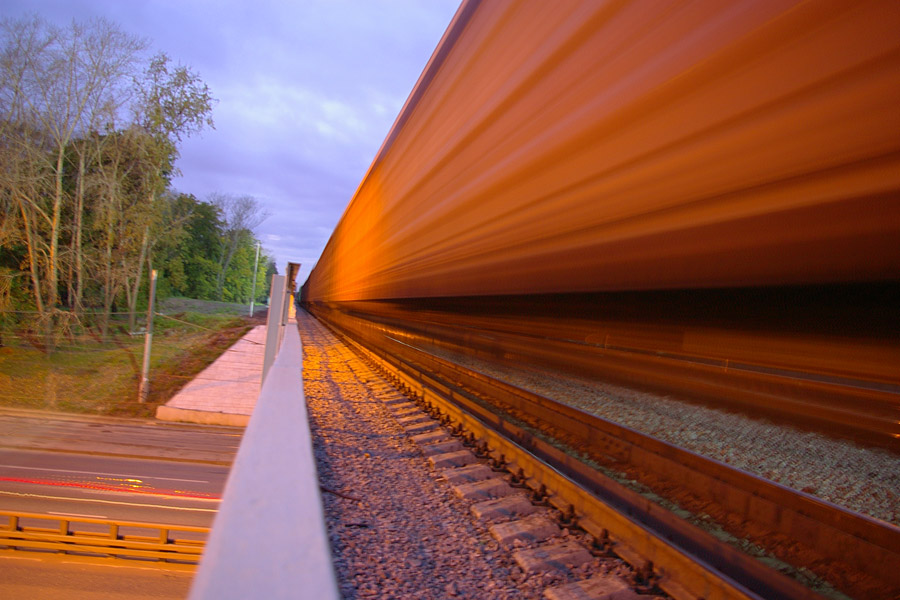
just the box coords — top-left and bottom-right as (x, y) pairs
(314, 308), (900, 600)
(0, 510), (206, 567)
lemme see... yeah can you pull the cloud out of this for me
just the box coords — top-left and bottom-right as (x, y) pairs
(1, 0), (462, 282)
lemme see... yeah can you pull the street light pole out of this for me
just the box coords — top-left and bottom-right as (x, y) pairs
(249, 241), (261, 317)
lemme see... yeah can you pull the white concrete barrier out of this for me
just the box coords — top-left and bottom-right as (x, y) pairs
(189, 325), (339, 600)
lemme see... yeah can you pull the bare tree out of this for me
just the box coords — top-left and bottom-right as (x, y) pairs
(0, 16), (145, 329)
(86, 126), (155, 337)
(209, 192), (268, 301)
(67, 20), (146, 314)
(1, 16), (58, 316)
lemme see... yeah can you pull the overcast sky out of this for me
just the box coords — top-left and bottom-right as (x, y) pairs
(2, 0), (461, 283)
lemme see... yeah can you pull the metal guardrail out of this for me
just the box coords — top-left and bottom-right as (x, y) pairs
(0, 510), (207, 568)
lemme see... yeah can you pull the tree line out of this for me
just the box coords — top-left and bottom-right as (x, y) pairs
(0, 16), (273, 344)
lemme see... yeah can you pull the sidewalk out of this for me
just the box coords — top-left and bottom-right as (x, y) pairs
(155, 325), (267, 426)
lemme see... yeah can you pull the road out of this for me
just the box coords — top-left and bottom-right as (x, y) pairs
(0, 555), (194, 600)
(0, 408), (243, 599)
(0, 449), (225, 529)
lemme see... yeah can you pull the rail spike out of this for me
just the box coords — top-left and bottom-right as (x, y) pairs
(558, 503), (577, 528)
(510, 467), (528, 487)
(531, 483), (550, 506)
(490, 453), (506, 471)
(590, 528), (614, 556)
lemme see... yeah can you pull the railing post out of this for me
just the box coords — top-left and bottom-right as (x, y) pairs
(261, 274), (285, 385)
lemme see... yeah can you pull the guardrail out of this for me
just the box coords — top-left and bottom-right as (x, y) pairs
(0, 510), (206, 569)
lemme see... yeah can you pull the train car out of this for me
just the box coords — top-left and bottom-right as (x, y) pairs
(296, 7), (900, 594)
(302, 0), (900, 304)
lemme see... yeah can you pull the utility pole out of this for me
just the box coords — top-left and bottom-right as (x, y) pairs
(249, 241), (261, 317)
(138, 269), (158, 403)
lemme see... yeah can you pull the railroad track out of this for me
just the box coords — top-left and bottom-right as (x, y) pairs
(312, 308), (900, 600)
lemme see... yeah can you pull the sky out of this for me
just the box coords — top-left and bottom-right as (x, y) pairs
(1, 0), (462, 283)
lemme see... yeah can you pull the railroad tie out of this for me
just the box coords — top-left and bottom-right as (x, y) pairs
(420, 439), (465, 457)
(410, 430), (450, 445)
(471, 495), (539, 521)
(452, 477), (518, 502)
(429, 449), (478, 469)
(396, 413), (432, 427)
(544, 575), (642, 600)
(441, 463), (496, 485)
(489, 513), (561, 548)
(514, 541), (593, 575)
(402, 418), (439, 435)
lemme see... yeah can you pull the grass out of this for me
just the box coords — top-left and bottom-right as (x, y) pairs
(0, 298), (267, 419)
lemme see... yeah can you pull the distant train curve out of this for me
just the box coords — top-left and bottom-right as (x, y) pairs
(303, 0), (900, 302)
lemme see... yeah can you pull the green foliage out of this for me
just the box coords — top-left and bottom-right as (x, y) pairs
(173, 197), (223, 299)
(260, 257), (277, 302)
(222, 239), (252, 303)
(137, 53), (217, 147)
(150, 194), (271, 305)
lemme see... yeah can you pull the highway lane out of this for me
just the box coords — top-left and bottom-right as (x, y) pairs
(0, 449), (225, 529)
(0, 555), (193, 600)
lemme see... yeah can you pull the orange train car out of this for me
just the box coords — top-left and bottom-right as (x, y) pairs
(302, 0), (900, 303)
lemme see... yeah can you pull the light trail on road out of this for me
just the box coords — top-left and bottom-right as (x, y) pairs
(0, 463), (209, 484)
(0, 490), (218, 512)
(0, 476), (220, 500)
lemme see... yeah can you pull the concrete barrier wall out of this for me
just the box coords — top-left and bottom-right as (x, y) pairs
(189, 325), (339, 600)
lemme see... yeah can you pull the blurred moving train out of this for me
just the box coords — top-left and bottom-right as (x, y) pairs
(303, 0), (900, 302)
(301, 0), (900, 443)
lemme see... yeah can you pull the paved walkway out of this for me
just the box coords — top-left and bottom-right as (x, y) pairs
(156, 325), (267, 426)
